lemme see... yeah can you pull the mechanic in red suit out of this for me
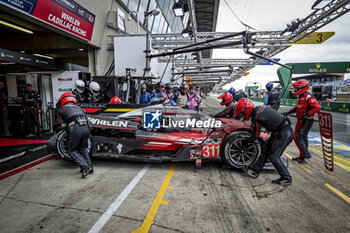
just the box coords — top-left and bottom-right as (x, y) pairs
(214, 92), (235, 118)
(284, 79), (321, 164)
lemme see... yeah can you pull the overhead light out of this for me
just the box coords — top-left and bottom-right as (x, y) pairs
(78, 48), (84, 51)
(0, 20), (33, 34)
(173, 0), (189, 17)
(311, 0), (332, 10)
(182, 25), (192, 38)
(33, 54), (54, 60)
(20, 50), (25, 53)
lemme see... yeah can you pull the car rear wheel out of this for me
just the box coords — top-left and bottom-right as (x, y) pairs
(56, 130), (92, 162)
(222, 131), (261, 168)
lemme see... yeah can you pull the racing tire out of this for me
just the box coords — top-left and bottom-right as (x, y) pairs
(222, 131), (261, 168)
(56, 130), (92, 162)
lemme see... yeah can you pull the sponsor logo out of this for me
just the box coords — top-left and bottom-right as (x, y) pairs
(58, 88), (73, 92)
(79, 103), (107, 108)
(58, 77), (73, 81)
(88, 117), (128, 128)
(316, 63), (321, 68)
(56, 0), (77, 10)
(117, 143), (123, 153)
(78, 9), (84, 16)
(143, 111), (162, 129)
(143, 111), (222, 129)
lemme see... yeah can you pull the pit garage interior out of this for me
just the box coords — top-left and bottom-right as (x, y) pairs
(1, 0), (350, 233)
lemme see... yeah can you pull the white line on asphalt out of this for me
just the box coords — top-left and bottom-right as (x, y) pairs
(87, 164), (151, 233)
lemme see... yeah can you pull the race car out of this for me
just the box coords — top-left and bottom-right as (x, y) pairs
(47, 104), (287, 169)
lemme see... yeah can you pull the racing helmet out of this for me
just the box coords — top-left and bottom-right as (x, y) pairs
(234, 98), (254, 121)
(217, 92), (233, 106)
(228, 87), (236, 95)
(109, 96), (122, 104)
(75, 80), (85, 94)
(57, 92), (77, 107)
(89, 81), (100, 96)
(291, 79), (310, 97)
(266, 83), (273, 91)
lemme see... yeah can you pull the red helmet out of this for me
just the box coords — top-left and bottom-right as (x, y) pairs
(109, 96), (122, 104)
(234, 98), (254, 121)
(58, 92), (77, 107)
(218, 92), (233, 105)
(291, 79), (310, 97)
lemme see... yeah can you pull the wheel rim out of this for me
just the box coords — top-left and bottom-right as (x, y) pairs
(59, 132), (71, 160)
(228, 136), (257, 166)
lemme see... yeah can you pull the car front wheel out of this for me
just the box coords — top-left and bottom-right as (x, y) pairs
(222, 131), (261, 168)
(56, 130), (92, 162)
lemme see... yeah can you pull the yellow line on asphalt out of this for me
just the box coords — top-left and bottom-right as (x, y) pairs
(284, 152), (312, 173)
(325, 183), (350, 205)
(132, 164), (176, 233)
(309, 147), (350, 172)
(309, 132), (350, 149)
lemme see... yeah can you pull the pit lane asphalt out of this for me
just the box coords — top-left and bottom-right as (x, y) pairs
(0, 97), (349, 233)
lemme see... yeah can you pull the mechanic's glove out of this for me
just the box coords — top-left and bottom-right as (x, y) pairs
(303, 113), (310, 119)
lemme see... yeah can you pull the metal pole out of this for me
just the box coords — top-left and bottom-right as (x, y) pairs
(137, 12), (140, 34)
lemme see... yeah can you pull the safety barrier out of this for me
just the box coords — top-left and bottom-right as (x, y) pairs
(249, 98), (350, 114)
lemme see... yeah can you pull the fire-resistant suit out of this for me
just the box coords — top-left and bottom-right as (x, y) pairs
(250, 106), (293, 181)
(57, 104), (92, 172)
(288, 92), (321, 160)
(21, 90), (42, 135)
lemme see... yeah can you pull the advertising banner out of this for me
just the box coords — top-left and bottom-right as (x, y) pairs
(0, 0), (95, 41)
(117, 7), (125, 31)
(52, 71), (79, 104)
(318, 112), (334, 171)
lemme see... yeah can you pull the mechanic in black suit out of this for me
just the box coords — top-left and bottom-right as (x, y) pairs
(57, 92), (93, 178)
(20, 84), (42, 137)
(234, 98), (293, 186)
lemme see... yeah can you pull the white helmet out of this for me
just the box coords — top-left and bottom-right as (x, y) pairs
(89, 81), (100, 95)
(75, 80), (85, 94)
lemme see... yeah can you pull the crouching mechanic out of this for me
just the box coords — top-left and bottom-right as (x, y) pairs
(235, 99), (293, 185)
(214, 92), (235, 118)
(57, 92), (93, 178)
(283, 79), (321, 164)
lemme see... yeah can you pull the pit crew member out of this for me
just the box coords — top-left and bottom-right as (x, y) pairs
(57, 92), (93, 178)
(235, 98), (293, 185)
(283, 79), (321, 164)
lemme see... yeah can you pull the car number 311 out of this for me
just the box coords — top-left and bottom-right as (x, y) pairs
(202, 144), (220, 158)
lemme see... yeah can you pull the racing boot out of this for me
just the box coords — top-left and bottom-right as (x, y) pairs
(271, 177), (292, 186)
(298, 156), (312, 164)
(242, 167), (259, 179)
(81, 167), (93, 178)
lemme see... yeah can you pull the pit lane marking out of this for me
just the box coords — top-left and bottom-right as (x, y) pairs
(132, 164), (176, 233)
(308, 147), (350, 172)
(283, 152), (312, 174)
(325, 183), (350, 205)
(88, 164), (151, 233)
